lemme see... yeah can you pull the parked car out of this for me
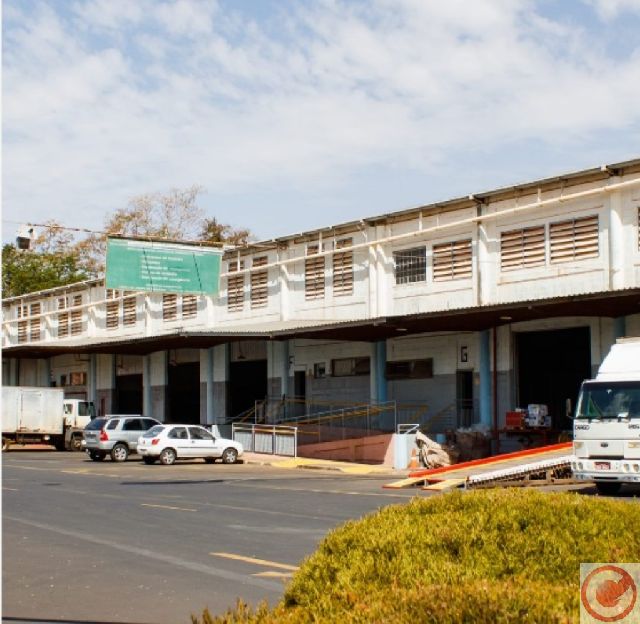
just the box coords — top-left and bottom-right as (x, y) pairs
(82, 416), (161, 462)
(137, 424), (243, 465)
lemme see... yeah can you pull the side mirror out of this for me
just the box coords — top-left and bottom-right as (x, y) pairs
(566, 398), (573, 420)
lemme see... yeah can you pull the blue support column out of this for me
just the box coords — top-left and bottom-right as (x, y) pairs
(375, 340), (387, 403)
(614, 316), (626, 340)
(479, 330), (491, 427)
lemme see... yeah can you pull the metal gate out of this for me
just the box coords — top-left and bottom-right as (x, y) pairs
(232, 424), (298, 457)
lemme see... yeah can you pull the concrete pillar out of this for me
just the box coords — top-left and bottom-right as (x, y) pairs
(96, 354), (116, 417)
(479, 330), (492, 427)
(213, 344), (230, 422)
(149, 351), (168, 422)
(608, 179), (625, 290)
(87, 354), (97, 403)
(614, 316), (626, 340)
(199, 347), (215, 425)
(142, 355), (152, 418)
(370, 340), (387, 403)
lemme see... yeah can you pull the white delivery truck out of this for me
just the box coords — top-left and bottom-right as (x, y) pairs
(2, 386), (96, 451)
(572, 338), (640, 494)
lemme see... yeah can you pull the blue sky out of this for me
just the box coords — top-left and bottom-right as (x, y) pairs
(3, 0), (640, 243)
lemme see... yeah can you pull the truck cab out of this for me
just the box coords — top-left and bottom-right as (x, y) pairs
(572, 339), (640, 494)
(63, 399), (96, 450)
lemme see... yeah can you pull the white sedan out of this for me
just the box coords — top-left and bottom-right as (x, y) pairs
(137, 425), (243, 465)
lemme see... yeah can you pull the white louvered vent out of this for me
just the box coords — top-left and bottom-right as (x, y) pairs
(500, 226), (545, 271)
(550, 215), (599, 264)
(333, 238), (353, 296)
(433, 239), (472, 281)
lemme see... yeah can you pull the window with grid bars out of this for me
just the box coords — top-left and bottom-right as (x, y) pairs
(305, 245), (325, 299)
(71, 294), (84, 335)
(432, 239), (472, 281)
(500, 226), (545, 271)
(162, 294), (178, 321)
(331, 357), (370, 377)
(105, 289), (119, 330)
(182, 294), (197, 319)
(333, 238), (353, 296)
(123, 292), (137, 325)
(394, 247), (427, 284)
(57, 297), (69, 338)
(549, 215), (599, 264)
(29, 303), (41, 341)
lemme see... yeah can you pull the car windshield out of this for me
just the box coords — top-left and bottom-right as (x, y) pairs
(576, 381), (640, 419)
(143, 425), (165, 438)
(85, 418), (107, 431)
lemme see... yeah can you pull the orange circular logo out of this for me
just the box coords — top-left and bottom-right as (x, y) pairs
(581, 565), (637, 622)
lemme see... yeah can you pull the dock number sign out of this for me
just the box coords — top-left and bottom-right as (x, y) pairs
(106, 238), (222, 294)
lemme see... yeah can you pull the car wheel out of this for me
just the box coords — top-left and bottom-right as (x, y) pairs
(159, 448), (177, 465)
(221, 448), (238, 464)
(595, 482), (622, 496)
(110, 443), (129, 462)
(204, 457), (216, 464)
(143, 456), (156, 465)
(89, 450), (105, 461)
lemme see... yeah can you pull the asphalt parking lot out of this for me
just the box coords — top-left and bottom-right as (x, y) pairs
(2, 450), (421, 624)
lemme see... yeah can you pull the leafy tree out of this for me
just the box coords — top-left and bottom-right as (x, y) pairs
(2, 243), (89, 298)
(3, 187), (254, 295)
(200, 217), (252, 246)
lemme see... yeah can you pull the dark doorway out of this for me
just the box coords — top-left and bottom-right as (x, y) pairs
(168, 362), (200, 424)
(292, 370), (307, 418)
(115, 374), (142, 414)
(456, 371), (474, 427)
(229, 360), (267, 418)
(517, 327), (591, 430)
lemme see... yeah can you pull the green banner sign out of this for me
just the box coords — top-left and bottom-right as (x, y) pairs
(105, 238), (222, 294)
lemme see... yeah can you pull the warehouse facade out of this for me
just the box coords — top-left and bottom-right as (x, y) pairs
(3, 159), (640, 433)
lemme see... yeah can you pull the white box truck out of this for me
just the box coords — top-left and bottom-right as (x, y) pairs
(572, 338), (640, 494)
(2, 386), (96, 451)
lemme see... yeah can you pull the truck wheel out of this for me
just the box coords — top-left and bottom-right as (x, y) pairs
(221, 448), (238, 464)
(89, 451), (105, 462)
(595, 482), (622, 496)
(110, 443), (129, 462)
(159, 448), (177, 465)
(69, 436), (83, 452)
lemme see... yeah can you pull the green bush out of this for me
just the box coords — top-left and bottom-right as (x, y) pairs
(193, 490), (640, 623)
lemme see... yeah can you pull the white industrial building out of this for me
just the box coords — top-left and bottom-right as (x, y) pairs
(3, 158), (640, 438)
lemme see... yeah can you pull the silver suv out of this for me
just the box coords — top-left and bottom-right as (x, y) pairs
(82, 416), (161, 462)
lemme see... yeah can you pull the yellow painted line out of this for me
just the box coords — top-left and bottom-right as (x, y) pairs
(383, 476), (427, 489)
(253, 571), (294, 579)
(210, 552), (299, 571)
(141, 503), (197, 512)
(422, 478), (466, 491)
(3, 487), (19, 491)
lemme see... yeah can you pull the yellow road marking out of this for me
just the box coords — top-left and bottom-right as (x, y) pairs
(3, 487), (19, 491)
(62, 470), (119, 478)
(253, 571), (294, 578)
(210, 552), (299, 571)
(141, 503), (197, 512)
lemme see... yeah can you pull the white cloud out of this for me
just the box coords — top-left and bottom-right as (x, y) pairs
(3, 0), (640, 239)
(586, 0), (640, 20)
